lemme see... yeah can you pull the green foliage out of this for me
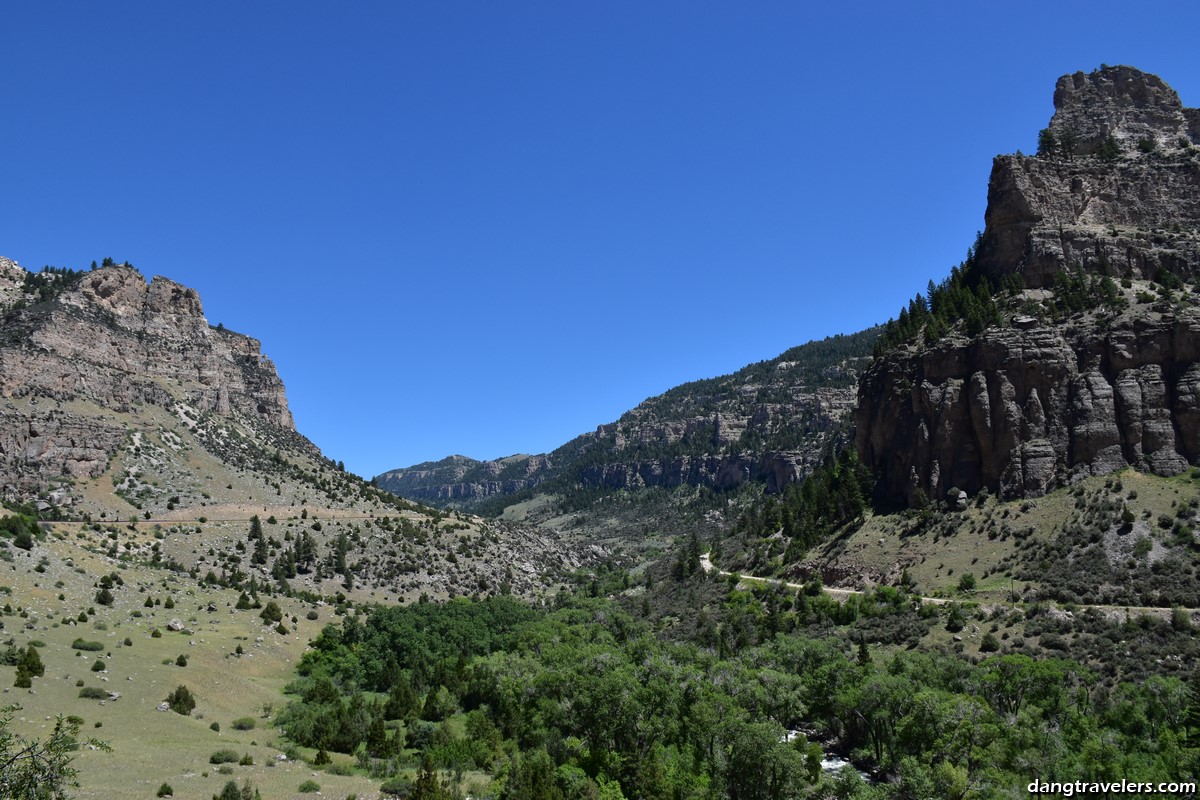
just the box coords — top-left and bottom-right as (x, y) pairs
(1050, 267), (1127, 315)
(213, 780), (259, 800)
(166, 685), (196, 716)
(1098, 133), (1121, 162)
(1037, 127), (1057, 157)
(260, 601), (283, 624)
(157, 783), (173, 797)
(274, 586), (1200, 799)
(298, 780), (320, 793)
(210, 748), (240, 764)
(231, 717), (256, 731)
(78, 687), (108, 700)
(18, 645), (43, 678)
(0, 705), (108, 798)
(380, 776), (413, 796)
(734, 448), (873, 563)
(0, 515), (39, 551)
(875, 234), (1017, 354)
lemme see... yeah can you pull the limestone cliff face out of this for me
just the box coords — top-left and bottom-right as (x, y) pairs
(858, 66), (1200, 505)
(377, 454), (553, 503)
(858, 310), (1200, 503)
(979, 66), (1200, 289)
(0, 262), (296, 495)
(378, 331), (876, 508)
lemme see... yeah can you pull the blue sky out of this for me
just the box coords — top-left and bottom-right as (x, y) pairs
(3, 2), (1199, 477)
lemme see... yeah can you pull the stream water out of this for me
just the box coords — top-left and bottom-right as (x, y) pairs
(786, 730), (873, 781)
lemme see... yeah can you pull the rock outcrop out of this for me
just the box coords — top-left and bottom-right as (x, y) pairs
(0, 262), (296, 496)
(858, 310), (1200, 503)
(378, 330), (876, 508)
(859, 66), (1200, 504)
(978, 66), (1200, 289)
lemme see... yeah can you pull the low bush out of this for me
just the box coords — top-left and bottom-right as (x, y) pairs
(209, 748), (240, 764)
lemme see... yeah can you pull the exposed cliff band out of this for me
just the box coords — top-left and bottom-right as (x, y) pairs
(858, 65), (1200, 505)
(0, 261), (296, 495)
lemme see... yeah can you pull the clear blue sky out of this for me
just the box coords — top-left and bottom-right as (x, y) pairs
(3, 2), (1199, 477)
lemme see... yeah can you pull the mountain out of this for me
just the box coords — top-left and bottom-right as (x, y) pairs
(0, 260), (591, 600)
(858, 65), (1200, 506)
(376, 328), (878, 521)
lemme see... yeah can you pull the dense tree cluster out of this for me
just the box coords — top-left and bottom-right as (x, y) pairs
(732, 449), (874, 564)
(280, 585), (1200, 799)
(874, 236), (1021, 355)
(0, 514), (38, 551)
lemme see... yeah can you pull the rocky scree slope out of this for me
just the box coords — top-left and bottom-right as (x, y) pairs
(0, 259), (591, 599)
(858, 65), (1200, 506)
(0, 260), (300, 500)
(376, 328), (878, 512)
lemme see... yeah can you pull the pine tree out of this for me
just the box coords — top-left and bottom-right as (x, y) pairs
(19, 645), (44, 678)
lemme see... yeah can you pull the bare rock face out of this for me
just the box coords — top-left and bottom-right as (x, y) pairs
(378, 332), (875, 508)
(1, 264), (293, 428)
(978, 66), (1200, 289)
(859, 313), (1200, 503)
(858, 66), (1200, 505)
(1048, 66), (1199, 156)
(0, 261), (296, 495)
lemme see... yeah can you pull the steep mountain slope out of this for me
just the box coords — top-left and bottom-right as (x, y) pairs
(377, 328), (878, 516)
(715, 67), (1200, 617)
(0, 260), (590, 601)
(858, 65), (1200, 507)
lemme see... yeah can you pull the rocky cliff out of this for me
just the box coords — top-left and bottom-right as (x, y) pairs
(979, 66), (1200, 289)
(0, 262), (299, 497)
(378, 329), (877, 510)
(376, 454), (553, 503)
(858, 66), (1200, 505)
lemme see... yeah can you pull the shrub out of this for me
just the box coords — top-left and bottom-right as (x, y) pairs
(214, 781), (260, 800)
(157, 783), (173, 798)
(90, 659), (106, 673)
(260, 601), (283, 624)
(239, 753), (253, 766)
(166, 685), (196, 716)
(71, 639), (104, 651)
(210, 721), (221, 732)
(151, 629), (163, 638)
(78, 687), (108, 699)
(176, 654), (188, 667)
(380, 777), (413, 797)
(306, 610), (319, 621)
(231, 717), (256, 731)
(299, 780), (321, 793)
(209, 749), (240, 764)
